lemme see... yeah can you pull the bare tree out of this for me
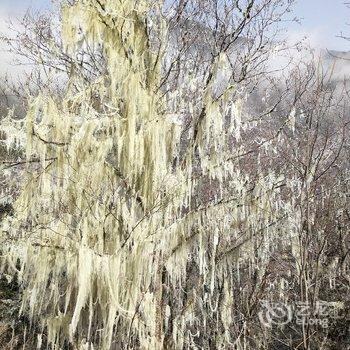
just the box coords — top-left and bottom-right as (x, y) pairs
(1, 1), (349, 350)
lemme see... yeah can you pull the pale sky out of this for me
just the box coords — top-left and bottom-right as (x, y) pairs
(289, 0), (350, 50)
(0, 0), (51, 13)
(0, 0), (349, 51)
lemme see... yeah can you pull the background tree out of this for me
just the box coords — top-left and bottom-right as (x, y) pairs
(0, 1), (349, 350)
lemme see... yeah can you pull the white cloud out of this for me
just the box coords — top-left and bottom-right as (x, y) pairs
(286, 26), (330, 50)
(0, 5), (34, 77)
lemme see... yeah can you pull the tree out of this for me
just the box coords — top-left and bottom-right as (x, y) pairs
(2, 1), (349, 349)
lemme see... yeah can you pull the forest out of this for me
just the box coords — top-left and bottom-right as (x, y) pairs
(0, 0), (349, 349)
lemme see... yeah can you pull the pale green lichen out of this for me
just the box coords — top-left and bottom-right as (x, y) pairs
(0, 1), (299, 349)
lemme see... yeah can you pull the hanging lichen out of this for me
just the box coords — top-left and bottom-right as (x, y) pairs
(2, 1), (343, 349)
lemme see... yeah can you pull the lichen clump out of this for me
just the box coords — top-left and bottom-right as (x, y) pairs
(1, 1), (300, 349)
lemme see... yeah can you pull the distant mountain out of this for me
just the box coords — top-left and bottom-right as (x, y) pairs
(321, 49), (350, 81)
(326, 50), (350, 60)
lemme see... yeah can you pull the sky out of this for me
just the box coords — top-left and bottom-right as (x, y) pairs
(288, 0), (350, 51)
(0, 0), (51, 14)
(0, 0), (349, 50)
